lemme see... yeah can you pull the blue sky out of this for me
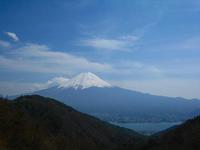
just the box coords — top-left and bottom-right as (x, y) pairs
(0, 0), (200, 98)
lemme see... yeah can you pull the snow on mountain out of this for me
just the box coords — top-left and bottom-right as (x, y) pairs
(58, 72), (112, 89)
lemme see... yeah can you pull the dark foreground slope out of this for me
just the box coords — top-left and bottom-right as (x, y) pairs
(0, 95), (145, 150)
(143, 116), (200, 150)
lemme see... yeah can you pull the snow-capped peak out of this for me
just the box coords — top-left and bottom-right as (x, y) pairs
(58, 72), (112, 89)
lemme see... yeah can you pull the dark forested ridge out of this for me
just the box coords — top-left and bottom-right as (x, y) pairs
(142, 116), (200, 150)
(0, 95), (200, 150)
(0, 95), (145, 150)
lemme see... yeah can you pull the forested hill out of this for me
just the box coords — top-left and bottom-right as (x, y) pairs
(0, 95), (145, 150)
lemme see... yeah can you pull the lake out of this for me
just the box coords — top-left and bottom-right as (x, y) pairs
(110, 122), (182, 135)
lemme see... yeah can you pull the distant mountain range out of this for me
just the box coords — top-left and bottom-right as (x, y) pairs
(31, 72), (200, 123)
(1, 95), (200, 150)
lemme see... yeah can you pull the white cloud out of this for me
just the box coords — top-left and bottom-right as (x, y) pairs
(0, 77), (69, 96)
(119, 35), (139, 41)
(181, 37), (200, 49)
(149, 37), (200, 52)
(5, 32), (19, 41)
(80, 35), (139, 51)
(0, 40), (11, 48)
(111, 60), (164, 78)
(0, 81), (36, 96)
(33, 77), (69, 90)
(0, 43), (112, 74)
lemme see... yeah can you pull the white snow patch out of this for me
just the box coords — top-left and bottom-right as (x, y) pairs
(59, 72), (112, 89)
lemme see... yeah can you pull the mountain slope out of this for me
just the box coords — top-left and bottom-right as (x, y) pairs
(35, 85), (200, 122)
(143, 116), (200, 150)
(0, 95), (145, 150)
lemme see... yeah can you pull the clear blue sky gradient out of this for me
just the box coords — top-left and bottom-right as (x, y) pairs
(0, 0), (200, 98)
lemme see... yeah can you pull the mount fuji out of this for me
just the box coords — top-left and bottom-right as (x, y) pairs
(57, 72), (112, 89)
(32, 72), (200, 123)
